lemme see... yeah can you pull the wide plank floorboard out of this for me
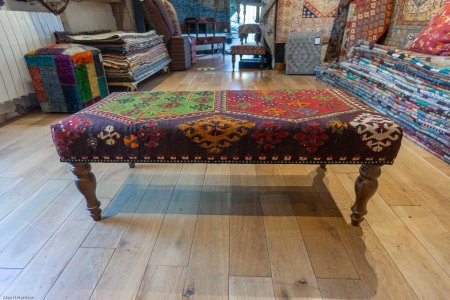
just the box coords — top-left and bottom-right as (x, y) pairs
(1, 56), (448, 299)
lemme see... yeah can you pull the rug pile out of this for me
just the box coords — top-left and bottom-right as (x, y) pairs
(316, 41), (450, 162)
(68, 31), (171, 83)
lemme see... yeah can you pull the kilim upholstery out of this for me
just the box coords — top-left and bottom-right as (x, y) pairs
(51, 89), (402, 225)
(231, 45), (266, 70)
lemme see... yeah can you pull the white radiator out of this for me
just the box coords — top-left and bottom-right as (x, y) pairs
(0, 11), (64, 104)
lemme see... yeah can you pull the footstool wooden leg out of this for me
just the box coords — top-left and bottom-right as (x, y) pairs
(351, 164), (382, 226)
(232, 54), (236, 70)
(260, 55), (264, 69)
(129, 162), (136, 168)
(69, 163), (102, 221)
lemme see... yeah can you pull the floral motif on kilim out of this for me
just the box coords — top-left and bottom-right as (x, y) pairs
(294, 122), (328, 152)
(179, 115), (256, 153)
(252, 122), (289, 150)
(98, 126), (121, 145)
(137, 122), (166, 148)
(51, 115), (92, 153)
(350, 113), (402, 152)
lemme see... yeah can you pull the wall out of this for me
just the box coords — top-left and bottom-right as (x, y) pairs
(60, 1), (117, 32)
(119, 0), (136, 31)
(1, 0), (48, 12)
(170, 0), (230, 32)
(0, 9), (64, 123)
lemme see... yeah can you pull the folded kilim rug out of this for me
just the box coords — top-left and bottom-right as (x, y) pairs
(51, 89), (402, 164)
(316, 41), (449, 162)
(68, 31), (171, 83)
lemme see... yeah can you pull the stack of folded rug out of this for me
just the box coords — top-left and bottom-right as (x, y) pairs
(68, 31), (171, 83)
(316, 41), (450, 163)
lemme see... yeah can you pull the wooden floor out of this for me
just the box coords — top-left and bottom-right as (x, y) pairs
(0, 55), (449, 300)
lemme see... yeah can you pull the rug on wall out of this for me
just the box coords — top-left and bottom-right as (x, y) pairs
(340, 0), (394, 59)
(383, 0), (445, 48)
(276, 0), (339, 43)
(324, 0), (354, 62)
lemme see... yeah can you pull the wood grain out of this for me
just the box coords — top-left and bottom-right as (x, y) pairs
(0, 268), (21, 296)
(0, 179), (70, 248)
(149, 164), (205, 267)
(230, 164), (271, 277)
(44, 248), (114, 300)
(229, 277), (275, 300)
(259, 192), (320, 297)
(2, 198), (111, 299)
(317, 279), (368, 299)
(91, 165), (181, 300)
(136, 265), (187, 300)
(392, 205), (450, 277)
(183, 165), (230, 300)
(339, 173), (450, 299)
(82, 173), (154, 249)
(0, 183), (82, 268)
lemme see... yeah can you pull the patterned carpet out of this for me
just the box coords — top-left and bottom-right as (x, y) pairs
(340, 0), (394, 59)
(51, 89), (402, 164)
(276, 0), (339, 43)
(383, 0), (445, 48)
(317, 41), (449, 162)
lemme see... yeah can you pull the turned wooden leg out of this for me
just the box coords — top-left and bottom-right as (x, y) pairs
(128, 162), (136, 168)
(232, 54), (236, 70)
(69, 163), (102, 221)
(351, 164), (382, 226)
(259, 55), (264, 69)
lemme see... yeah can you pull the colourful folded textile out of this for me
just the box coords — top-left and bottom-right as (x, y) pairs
(316, 41), (450, 163)
(24, 43), (108, 113)
(68, 31), (171, 84)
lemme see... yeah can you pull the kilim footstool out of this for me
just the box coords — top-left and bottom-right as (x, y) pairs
(25, 44), (108, 113)
(231, 45), (266, 70)
(51, 89), (403, 226)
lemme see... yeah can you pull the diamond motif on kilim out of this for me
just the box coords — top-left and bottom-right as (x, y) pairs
(87, 91), (219, 124)
(224, 90), (356, 122)
(350, 113), (402, 152)
(179, 115), (256, 153)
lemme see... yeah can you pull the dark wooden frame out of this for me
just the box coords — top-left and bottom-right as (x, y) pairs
(185, 18), (226, 57)
(69, 162), (381, 226)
